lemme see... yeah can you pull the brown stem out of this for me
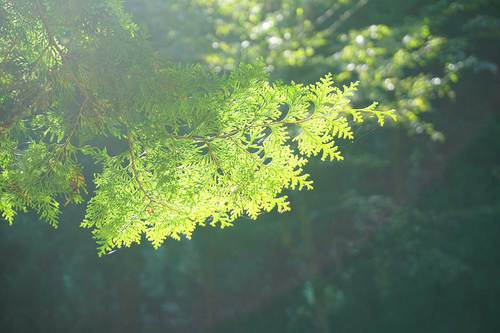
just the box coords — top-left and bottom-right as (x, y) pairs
(228, 136), (264, 168)
(126, 133), (155, 204)
(35, 0), (104, 144)
(126, 132), (184, 215)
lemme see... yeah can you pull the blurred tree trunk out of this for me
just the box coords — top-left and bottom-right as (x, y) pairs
(200, 235), (216, 332)
(299, 203), (331, 333)
(391, 130), (407, 204)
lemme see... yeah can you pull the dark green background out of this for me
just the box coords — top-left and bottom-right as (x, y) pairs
(1, 1), (500, 332)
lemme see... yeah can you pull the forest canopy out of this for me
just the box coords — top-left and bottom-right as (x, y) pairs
(0, 0), (395, 254)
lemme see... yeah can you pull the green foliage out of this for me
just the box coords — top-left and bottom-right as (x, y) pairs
(140, 0), (497, 140)
(1, 0), (499, 331)
(0, 0), (394, 254)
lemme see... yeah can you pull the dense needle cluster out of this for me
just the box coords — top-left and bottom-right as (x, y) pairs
(0, 0), (395, 254)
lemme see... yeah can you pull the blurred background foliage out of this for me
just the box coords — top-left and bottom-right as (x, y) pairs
(1, 0), (500, 332)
